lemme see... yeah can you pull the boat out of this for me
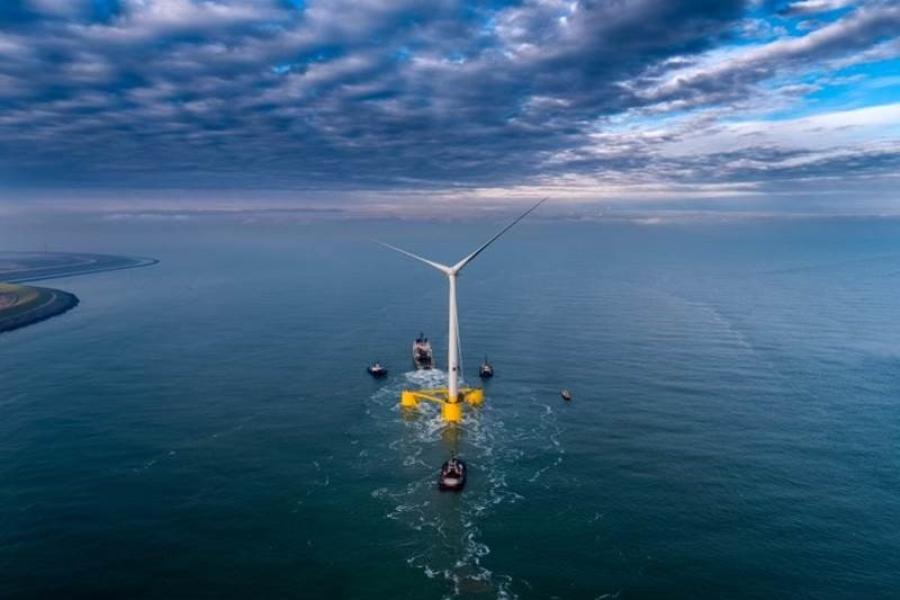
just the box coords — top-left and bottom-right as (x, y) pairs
(438, 457), (466, 491)
(367, 362), (388, 378)
(412, 332), (434, 369)
(478, 356), (494, 379)
(561, 389), (572, 401)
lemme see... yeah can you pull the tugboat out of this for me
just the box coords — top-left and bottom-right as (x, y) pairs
(412, 332), (434, 369)
(478, 356), (494, 379)
(560, 389), (572, 401)
(367, 362), (388, 378)
(438, 455), (466, 491)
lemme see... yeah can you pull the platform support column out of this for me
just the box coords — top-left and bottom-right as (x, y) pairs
(442, 400), (463, 422)
(400, 390), (418, 408)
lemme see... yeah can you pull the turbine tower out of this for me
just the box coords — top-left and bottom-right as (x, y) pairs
(380, 197), (546, 422)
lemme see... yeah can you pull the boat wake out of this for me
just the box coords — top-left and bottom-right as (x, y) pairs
(367, 370), (565, 599)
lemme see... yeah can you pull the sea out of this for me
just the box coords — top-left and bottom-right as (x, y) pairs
(2, 214), (899, 599)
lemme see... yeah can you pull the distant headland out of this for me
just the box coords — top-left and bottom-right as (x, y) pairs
(0, 252), (158, 334)
(0, 283), (79, 333)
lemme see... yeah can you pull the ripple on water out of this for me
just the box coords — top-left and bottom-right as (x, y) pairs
(366, 370), (565, 598)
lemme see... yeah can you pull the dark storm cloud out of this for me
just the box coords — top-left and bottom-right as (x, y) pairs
(0, 0), (896, 195)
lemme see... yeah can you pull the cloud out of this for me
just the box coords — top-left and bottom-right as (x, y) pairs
(0, 0), (897, 209)
(635, 3), (900, 108)
(779, 0), (856, 16)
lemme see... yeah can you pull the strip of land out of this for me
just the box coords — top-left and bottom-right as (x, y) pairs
(0, 283), (79, 333)
(0, 252), (158, 283)
(0, 252), (157, 334)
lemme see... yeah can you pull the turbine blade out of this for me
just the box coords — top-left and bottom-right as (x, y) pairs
(451, 197), (547, 273)
(376, 241), (452, 274)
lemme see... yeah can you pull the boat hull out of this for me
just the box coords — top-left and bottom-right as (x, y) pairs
(438, 460), (467, 491)
(413, 339), (434, 369)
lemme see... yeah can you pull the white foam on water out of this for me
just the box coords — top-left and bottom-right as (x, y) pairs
(367, 371), (566, 599)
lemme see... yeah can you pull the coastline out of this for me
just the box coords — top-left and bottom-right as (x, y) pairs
(0, 252), (157, 334)
(1, 253), (159, 284)
(0, 284), (80, 334)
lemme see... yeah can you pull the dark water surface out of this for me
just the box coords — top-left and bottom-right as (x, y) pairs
(2, 217), (900, 598)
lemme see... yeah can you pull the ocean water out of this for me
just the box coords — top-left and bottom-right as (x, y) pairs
(2, 216), (900, 599)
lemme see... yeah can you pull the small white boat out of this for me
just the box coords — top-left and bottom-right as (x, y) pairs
(367, 362), (388, 378)
(478, 357), (494, 379)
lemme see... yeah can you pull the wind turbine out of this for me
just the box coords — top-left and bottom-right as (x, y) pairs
(379, 197), (547, 421)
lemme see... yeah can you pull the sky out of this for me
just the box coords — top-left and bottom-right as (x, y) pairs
(0, 0), (898, 216)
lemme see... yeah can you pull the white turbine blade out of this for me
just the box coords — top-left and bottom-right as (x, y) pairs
(451, 197), (548, 273)
(376, 241), (452, 274)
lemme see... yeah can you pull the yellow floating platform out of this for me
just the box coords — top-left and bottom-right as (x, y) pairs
(400, 387), (484, 422)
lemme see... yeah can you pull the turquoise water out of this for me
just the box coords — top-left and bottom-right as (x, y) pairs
(2, 217), (900, 598)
